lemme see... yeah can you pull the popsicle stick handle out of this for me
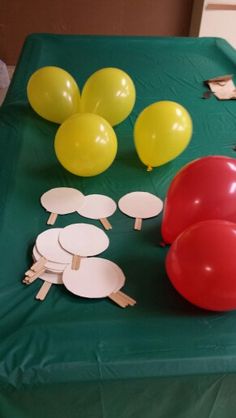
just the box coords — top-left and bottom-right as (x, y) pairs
(134, 217), (142, 231)
(31, 257), (47, 272)
(100, 218), (112, 230)
(35, 281), (52, 301)
(109, 292), (128, 308)
(25, 269), (37, 278)
(117, 290), (136, 306)
(23, 267), (46, 284)
(72, 254), (81, 270)
(47, 212), (58, 225)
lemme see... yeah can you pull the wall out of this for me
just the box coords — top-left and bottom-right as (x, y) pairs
(199, 0), (236, 49)
(0, 0), (194, 64)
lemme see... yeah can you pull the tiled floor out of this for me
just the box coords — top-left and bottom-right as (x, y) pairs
(0, 66), (15, 105)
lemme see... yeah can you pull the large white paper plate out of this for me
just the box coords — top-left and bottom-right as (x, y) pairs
(62, 257), (125, 298)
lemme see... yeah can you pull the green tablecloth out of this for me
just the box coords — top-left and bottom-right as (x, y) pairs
(1, 34), (236, 417)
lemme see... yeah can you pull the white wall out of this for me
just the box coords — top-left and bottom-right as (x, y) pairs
(199, 0), (236, 48)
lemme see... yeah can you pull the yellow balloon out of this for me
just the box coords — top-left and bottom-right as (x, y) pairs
(54, 113), (117, 177)
(134, 101), (192, 169)
(27, 66), (80, 124)
(81, 67), (136, 126)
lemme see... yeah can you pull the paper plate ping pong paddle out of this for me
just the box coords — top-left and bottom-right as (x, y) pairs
(23, 251), (63, 300)
(62, 257), (136, 308)
(23, 228), (72, 284)
(59, 223), (109, 270)
(35, 271), (63, 301)
(32, 246), (67, 273)
(118, 191), (163, 230)
(41, 187), (85, 225)
(36, 228), (72, 264)
(77, 194), (116, 230)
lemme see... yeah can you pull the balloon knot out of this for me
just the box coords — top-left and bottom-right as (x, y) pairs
(159, 241), (167, 248)
(147, 165), (153, 172)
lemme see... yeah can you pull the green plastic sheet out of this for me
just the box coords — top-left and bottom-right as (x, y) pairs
(1, 34), (236, 417)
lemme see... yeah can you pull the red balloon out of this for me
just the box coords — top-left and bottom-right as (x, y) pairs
(166, 220), (236, 311)
(162, 156), (236, 243)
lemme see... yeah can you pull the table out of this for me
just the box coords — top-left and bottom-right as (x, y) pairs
(1, 34), (236, 418)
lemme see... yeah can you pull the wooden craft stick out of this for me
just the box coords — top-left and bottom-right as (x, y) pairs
(35, 281), (52, 301)
(114, 291), (130, 306)
(134, 217), (142, 231)
(31, 257), (47, 272)
(117, 290), (137, 306)
(72, 254), (81, 270)
(100, 218), (112, 230)
(109, 292), (128, 308)
(47, 212), (58, 225)
(23, 267), (46, 284)
(25, 269), (36, 278)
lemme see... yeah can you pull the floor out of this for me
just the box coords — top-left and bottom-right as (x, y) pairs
(0, 66), (15, 105)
